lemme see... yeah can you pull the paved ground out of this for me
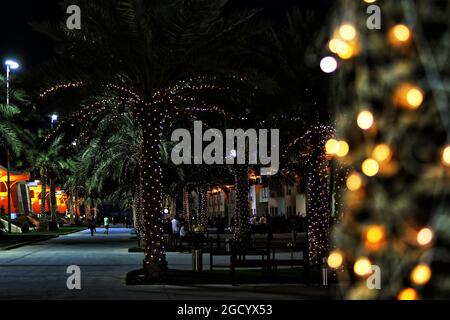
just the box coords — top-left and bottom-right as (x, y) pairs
(0, 227), (332, 300)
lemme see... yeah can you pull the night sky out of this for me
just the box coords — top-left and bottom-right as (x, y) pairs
(1, 0), (61, 66)
(1, 0), (331, 68)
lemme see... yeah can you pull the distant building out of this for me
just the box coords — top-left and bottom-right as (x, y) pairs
(0, 166), (70, 217)
(203, 175), (307, 223)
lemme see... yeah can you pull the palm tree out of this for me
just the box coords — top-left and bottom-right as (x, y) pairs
(34, 0), (266, 277)
(34, 135), (72, 223)
(253, 9), (333, 264)
(0, 74), (34, 229)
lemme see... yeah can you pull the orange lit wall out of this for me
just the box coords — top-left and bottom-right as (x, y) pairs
(0, 166), (30, 214)
(28, 182), (68, 215)
(28, 184), (50, 214)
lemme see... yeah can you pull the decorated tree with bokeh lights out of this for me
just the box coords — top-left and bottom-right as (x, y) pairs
(323, 0), (450, 299)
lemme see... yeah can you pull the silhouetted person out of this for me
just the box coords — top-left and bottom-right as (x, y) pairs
(104, 216), (110, 234)
(88, 217), (96, 236)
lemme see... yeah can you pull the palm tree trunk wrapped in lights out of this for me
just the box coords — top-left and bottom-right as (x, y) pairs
(197, 186), (208, 229)
(133, 182), (145, 244)
(137, 108), (167, 276)
(233, 164), (251, 242)
(305, 125), (332, 265)
(183, 188), (190, 225)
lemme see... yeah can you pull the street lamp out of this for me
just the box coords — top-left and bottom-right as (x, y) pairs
(50, 113), (58, 128)
(4, 59), (20, 234)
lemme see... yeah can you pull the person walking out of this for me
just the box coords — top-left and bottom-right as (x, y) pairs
(104, 216), (110, 234)
(171, 215), (180, 248)
(88, 217), (96, 236)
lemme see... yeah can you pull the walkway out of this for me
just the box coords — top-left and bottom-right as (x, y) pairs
(0, 227), (331, 299)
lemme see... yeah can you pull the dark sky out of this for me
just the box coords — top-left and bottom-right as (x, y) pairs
(1, 0), (61, 66)
(0, 0), (330, 69)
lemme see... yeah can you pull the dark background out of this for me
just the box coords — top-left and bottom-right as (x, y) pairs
(0, 0), (331, 68)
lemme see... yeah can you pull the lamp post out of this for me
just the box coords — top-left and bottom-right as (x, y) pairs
(50, 113), (58, 129)
(4, 59), (20, 234)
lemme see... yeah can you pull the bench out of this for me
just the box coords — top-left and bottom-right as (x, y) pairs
(209, 240), (310, 284)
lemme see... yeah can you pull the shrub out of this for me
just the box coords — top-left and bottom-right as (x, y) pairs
(21, 222), (30, 233)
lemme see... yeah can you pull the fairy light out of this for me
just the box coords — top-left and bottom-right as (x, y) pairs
(362, 159), (379, 177)
(417, 227), (434, 246)
(354, 257), (372, 276)
(372, 144), (393, 163)
(320, 56), (338, 73)
(325, 139), (340, 155)
(411, 264), (432, 285)
(346, 172), (363, 191)
(406, 88), (424, 108)
(337, 44), (354, 60)
(357, 110), (374, 130)
(327, 250), (344, 268)
(305, 125), (334, 262)
(365, 225), (385, 245)
(389, 24), (412, 45)
(395, 83), (424, 109)
(339, 24), (357, 41)
(441, 145), (450, 166)
(39, 81), (83, 98)
(233, 164), (251, 241)
(329, 38), (347, 54)
(397, 288), (419, 300)
(336, 141), (349, 157)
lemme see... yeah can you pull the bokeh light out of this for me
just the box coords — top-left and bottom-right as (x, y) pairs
(372, 144), (392, 163)
(339, 24), (357, 41)
(326, 139), (340, 155)
(346, 172), (363, 191)
(357, 110), (374, 130)
(320, 56), (338, 73)
(362, 158), (379, 177)
(406, 87), (424, 109)
(411, 264), (432, 285)
(366, 225), (385, 245)
(336, 141), (349, 157)
(417, 227), (433, 246)
(354, 257), (372, 276)
(389, 24), (412, 46)
(327, 250), (344, 269)
(442, 145), (450, 166)
(397, 288), (419, 300)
